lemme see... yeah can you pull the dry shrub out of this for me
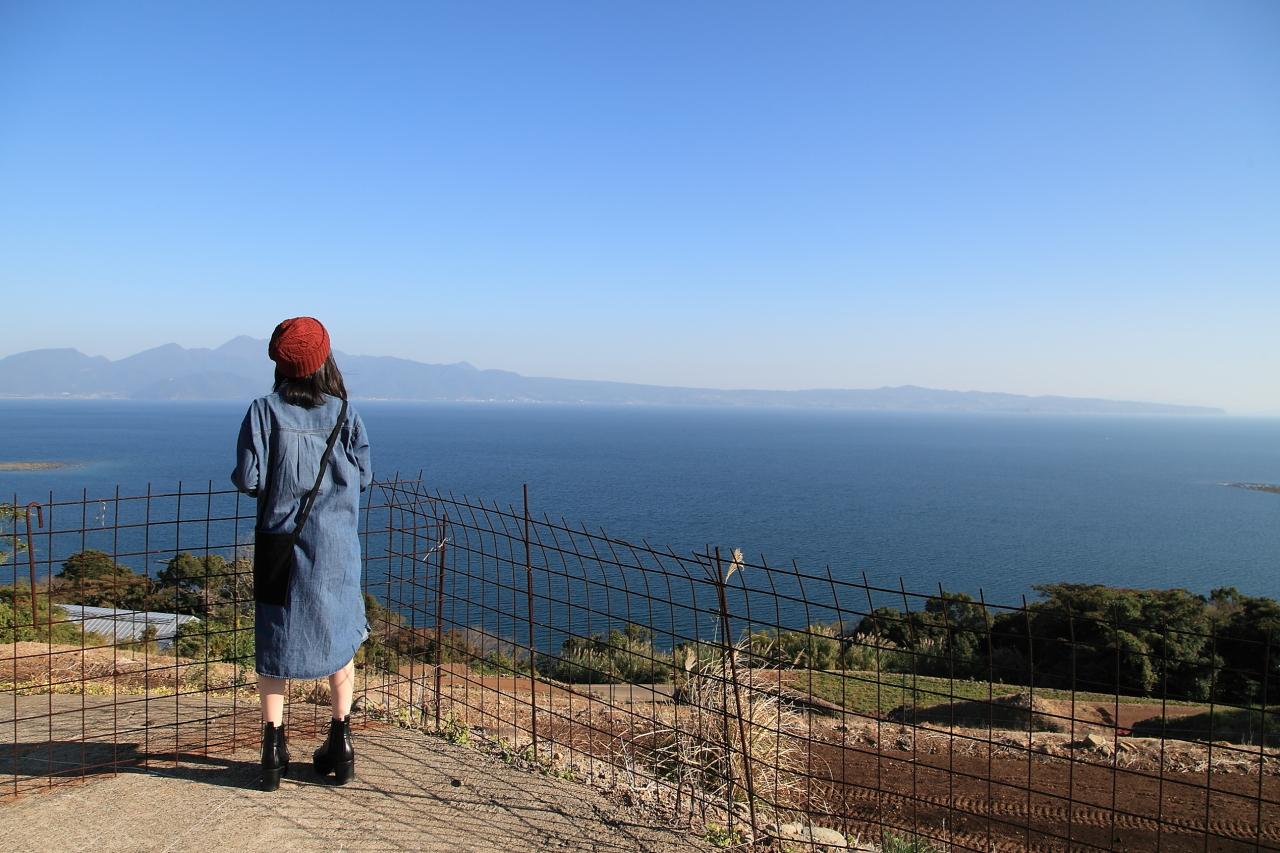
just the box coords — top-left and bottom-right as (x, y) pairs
(636, 642), (830, 825)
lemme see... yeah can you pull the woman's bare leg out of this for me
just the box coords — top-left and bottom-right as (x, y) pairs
(329, 659), (355, 720)
(259, 675), (286, 725)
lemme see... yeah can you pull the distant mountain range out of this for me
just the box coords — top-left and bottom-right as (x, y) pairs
(0, 338), (1223, 415)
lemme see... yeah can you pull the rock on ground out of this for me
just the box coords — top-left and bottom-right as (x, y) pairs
(769, 821), (849, 847)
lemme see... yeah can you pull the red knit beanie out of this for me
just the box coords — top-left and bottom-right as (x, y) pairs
(268, 317), (331, 378)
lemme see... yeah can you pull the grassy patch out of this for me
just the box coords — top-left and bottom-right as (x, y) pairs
(795, 670), (1014, 714)
(882, 831), (944, 853)
(793, 670), (1172, 715)
(703, 823), (746, 848)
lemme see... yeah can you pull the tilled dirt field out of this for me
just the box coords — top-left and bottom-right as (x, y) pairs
(812, 732), (1280, 852)
(383, 673), (1280, 852)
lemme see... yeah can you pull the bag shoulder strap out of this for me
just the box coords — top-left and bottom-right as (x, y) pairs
(289, 398), (349, 545)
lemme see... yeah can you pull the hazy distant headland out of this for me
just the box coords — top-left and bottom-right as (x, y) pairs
(1224, 482), (1280, 495)
(0, 337), (1223, 415)
(0, 461), (68, 471)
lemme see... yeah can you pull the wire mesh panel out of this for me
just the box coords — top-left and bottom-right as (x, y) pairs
(365, 480), (1280, 853)
(3, 480), (1278, 852)
(0, 482), (398, 795)
(2, 484), (252, 794)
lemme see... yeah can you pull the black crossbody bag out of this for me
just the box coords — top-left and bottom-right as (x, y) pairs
(253, 399), (349, 606)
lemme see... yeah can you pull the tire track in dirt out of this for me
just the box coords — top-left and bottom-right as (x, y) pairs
(816, 745), (1280, 852)
(832, 783), (1280, 851)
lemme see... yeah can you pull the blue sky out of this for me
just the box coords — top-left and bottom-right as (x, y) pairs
(1, 1), (1277, 411)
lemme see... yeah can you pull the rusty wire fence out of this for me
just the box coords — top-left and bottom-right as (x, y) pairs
(1, 482), (345, 796)
(3, 478), (1279, 852)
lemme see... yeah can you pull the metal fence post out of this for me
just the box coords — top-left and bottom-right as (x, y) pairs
(1256, 629), (1272, 852)
(23, 502), (43, 631)
(712, 546), (758, 840)
(1022, 595), (1034, 851)
(1067, 604), (1078, 850)
(524, 484), (538, 759)
(434, 510), (448, 730)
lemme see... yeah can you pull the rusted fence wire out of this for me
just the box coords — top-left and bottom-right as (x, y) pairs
(3, 478), (1278, 852)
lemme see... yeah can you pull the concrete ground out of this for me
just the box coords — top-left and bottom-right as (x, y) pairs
(0, 720), (711, 853)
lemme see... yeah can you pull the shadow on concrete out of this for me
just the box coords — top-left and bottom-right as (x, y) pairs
(4, 739), (262, 792)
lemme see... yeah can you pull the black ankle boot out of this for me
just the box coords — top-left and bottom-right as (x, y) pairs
(313, 714), (355, 784)
(260, 721), (289, 791)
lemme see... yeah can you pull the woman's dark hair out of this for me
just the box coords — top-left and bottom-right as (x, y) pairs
(274, 353), (348, 408)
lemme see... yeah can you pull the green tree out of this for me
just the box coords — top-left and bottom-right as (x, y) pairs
(0, 504), (27, 566)
(58, 549), (120, 582)
(1209, 589), (1280, 706)
(0, 585), (88, 644)
(152, 553), (233, 615)
(746, 624), (845, 670)
(910, 592), (992, 678)
(174, 613), (254, 664)
(852, 594), (993, 678)
(841, 584), (1276, 704)
(998, 584), (1157, 696)
(54, 549), (149, 609)
(546, 624), (671, 683)
(855, 606), (914, 647)
(1140, 588), (1215, 702)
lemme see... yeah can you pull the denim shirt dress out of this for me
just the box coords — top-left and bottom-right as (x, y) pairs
(231, 392), (373, 679)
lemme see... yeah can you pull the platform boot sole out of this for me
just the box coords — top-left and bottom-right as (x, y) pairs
(313, 754), (354, 784)
(260, 721), (289, 792)
(260, 768), (280, 792)
(260, 760), (289, 792)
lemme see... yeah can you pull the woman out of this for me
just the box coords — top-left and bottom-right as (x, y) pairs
(232, 317), (372, 791)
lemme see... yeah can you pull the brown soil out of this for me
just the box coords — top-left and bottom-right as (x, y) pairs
(407, 677), (1280, 852)
(1033, 696), (1208, 732)
(811, 722), (1280, 852)
(886, 691), (1210, 738)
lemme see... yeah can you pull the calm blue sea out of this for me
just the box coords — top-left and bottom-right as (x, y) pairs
(3, 399), (1279, 601)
